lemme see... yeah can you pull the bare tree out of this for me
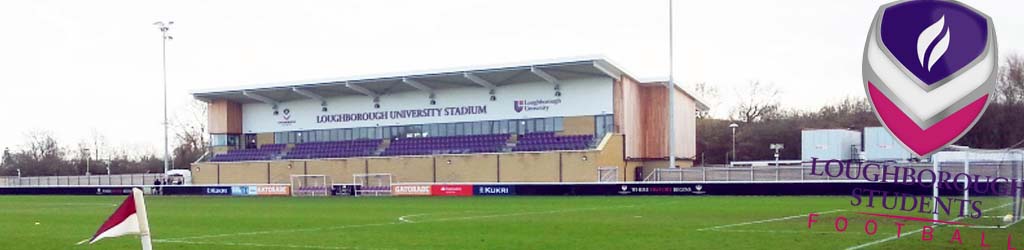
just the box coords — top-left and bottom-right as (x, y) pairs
(171, 100), (209, 169)
(688, 82), (720, 119)
(730, 81), (781, 123)
(996, 54), (1024, 104)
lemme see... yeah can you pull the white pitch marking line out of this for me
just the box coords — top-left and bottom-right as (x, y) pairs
(162, 204), (640, 241)
(413, 204), (638, 223)
(697, 209), (845, 232)
(845, 202), (1015, 250)
(155, 239), (392, 250)
(397, 213), (429, 223)
(709, 229), (846, 234)
(166, 222), (400, 241)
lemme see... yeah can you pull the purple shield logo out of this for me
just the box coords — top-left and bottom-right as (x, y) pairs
(863, 0), (998, 156)
(513, 100), (525, 113)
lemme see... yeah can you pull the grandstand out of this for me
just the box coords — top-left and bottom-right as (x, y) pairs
(190, 57), (708, 184)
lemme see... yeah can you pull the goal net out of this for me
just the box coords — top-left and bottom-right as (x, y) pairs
(644, 168), (686, 182)
(290, 175), (332, 197)
(353, 173), (393, 197)
(597, 167), (619, 182)
(932, 150), (1023, 229)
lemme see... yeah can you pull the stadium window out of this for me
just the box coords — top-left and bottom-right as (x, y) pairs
(604, 114), (614, 134)
(555, 117), (564, 132)
(275, 132), (285, 144)
(210, 134), (228, 146)
(545, 118), (555, 132)
(227, 135), (239, 146)
(594, 114), (613, 136)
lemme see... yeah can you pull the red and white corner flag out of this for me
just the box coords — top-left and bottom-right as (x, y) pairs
(79, 188), (153, 250)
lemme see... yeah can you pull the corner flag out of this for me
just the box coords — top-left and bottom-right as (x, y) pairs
(80, 188), (153, 250)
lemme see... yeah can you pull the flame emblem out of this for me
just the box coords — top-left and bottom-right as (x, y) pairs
(917, 15), (950, 72)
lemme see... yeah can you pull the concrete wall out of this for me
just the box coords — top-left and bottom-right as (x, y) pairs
(368, 157), (434, 183)
(256, 133), (275, 147)
(191, 134), (628, 184)
(191, 163), (219, 184)
(306, 159), (366, 184)
(499, 152), (559, 182)
(435, 154), (499, 183)
(562, 115), (595, 135)
(218, 162), (270, 184)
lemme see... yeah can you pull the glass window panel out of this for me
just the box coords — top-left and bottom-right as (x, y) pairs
(210, 134), (227, 146)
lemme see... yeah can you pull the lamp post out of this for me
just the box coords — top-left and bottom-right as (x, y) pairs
(770, 143), (784, 167)
(84, 148), (91, 176)
(154, 21), (173, 175)
(729, 123), (738, 163)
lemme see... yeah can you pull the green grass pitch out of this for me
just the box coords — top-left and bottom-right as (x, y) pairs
(0, 195), (1019, 249)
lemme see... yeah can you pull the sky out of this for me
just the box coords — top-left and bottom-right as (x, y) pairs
(0, 0), (1022, 155)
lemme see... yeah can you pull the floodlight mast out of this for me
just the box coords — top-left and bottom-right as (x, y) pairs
(154, 21), (173, 175)
(667, 0), (677, 169)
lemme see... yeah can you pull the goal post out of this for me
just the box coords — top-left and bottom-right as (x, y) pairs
(643, 168), (686, 182)
(353, 173), (393, 197)
(290, 175), (332, 197)
(932, 150), (1023, 228)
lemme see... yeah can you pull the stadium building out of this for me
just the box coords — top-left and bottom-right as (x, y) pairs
(190, 57), (708, 184)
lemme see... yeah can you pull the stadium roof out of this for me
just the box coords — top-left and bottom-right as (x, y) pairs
(191, 55), (707, 110)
